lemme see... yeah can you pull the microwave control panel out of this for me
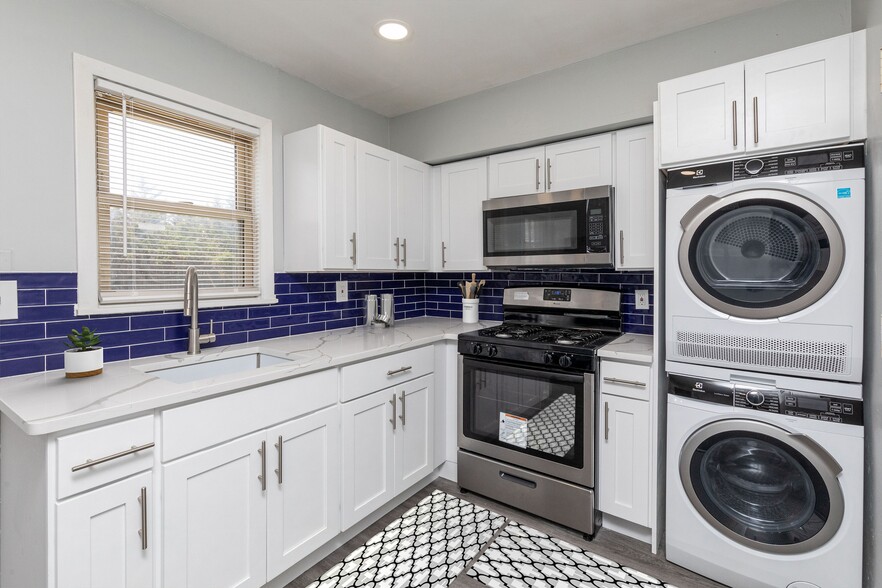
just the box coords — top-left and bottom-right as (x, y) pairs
(586, 197), (611, 253)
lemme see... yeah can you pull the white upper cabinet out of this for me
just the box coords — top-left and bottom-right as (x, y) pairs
(545, 134), (613, 192)
(488, 146), (545, 198)
(439, 157), (488, 271)
(397, 155), (432, 271)
(659, 32), (865, 167)
(614, 125), (655, 270)
(357, 141), (399, 271)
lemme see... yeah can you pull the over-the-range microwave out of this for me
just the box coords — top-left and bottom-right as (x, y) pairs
(482, 186), (614, 268)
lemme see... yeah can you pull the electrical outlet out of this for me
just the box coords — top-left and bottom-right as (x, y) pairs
(635, 289), (650, 310)
(0, 250), (11, 271)
(336, 281), (349, 303)
(0, 281), (18, 320)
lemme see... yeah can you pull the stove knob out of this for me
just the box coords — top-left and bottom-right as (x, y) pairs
(471, 343), (483, 356)
(543, 352), (556, 365)
(746, 389), (765, 406)
(487, 345), (498, 357)
(558, 355), (573, 368)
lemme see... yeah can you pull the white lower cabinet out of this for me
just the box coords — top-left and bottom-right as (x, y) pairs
(342, 374), (434, 530)
(56, 471), (154, 588)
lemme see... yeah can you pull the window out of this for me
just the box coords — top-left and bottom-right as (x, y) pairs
(74, 55), (275, 314)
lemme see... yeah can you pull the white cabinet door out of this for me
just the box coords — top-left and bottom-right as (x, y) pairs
(163, 431), (266, 588)
(266, 407), (341, 579)
(321, 127), (358, 269)
(341, 389), (395, 530)
(439, 158), (487, 271)
(545, 135), (612, 191)
(745, 34), (851, 153)
(488, 146), (545, 198)
(56, 472), (153, 588)
(598, 393), (650, 527)
(394, 375), (434, 493)
(614, 125), (655, 270)
(659, 63), (744, 167)
(357, 141), (398, 270)
(398, 155), (431, 271)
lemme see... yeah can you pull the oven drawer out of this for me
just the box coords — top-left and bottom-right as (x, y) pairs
(600, 361), (651, 401)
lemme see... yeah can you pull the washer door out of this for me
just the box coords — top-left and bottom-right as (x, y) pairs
(678, 187), (844, 319)
(679, 419), (844, 555)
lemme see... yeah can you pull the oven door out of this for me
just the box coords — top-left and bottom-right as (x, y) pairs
(458, 356), (594, 487)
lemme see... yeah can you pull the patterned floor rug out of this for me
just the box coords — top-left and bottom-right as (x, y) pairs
(307, 490), (506, 588)
(467, 521), (678, 588)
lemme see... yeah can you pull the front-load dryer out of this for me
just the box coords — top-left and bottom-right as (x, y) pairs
(666, 361), (864, 588)
(665, 144), (865, 383)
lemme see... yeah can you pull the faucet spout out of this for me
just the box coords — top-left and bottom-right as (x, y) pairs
(183, 266), (215, 354)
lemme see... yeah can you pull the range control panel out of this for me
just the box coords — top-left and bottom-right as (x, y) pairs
(669, 374), (863, 426)
(667, 144), (865, 188)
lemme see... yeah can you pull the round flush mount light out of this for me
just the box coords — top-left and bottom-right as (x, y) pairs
(375, 19), (410, 41)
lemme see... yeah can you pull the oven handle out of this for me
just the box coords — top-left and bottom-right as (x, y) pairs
(462, 357), (587, 383)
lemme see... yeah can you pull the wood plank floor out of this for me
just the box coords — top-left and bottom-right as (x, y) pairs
(284, 478), (726, 588)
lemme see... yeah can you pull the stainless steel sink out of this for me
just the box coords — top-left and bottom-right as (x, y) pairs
(145, 352), (301, 384)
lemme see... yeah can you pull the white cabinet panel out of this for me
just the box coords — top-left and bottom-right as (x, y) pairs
(545, 135), (612, 191)
(395, 375), (434, 492)
(614, 125), (655, 270)
(439, 157), (487, 271)
(398, 155), (431, 270)
(357, 141), (398, 270)
(599, 393), (650, 527)
(322, 128), (358, 269)
(56, 472), (153, 588)
(488, 146), (545, 198)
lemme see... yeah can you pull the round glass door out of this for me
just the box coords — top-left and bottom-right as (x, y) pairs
(679, 419), (844, 554)
(678, 188), (844, 319)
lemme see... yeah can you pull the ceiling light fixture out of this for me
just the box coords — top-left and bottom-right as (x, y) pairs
(375, 19), (409, 41)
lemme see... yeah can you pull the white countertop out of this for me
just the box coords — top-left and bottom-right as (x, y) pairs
(0, 318), (496, 436)
(598, 334), (654, 364)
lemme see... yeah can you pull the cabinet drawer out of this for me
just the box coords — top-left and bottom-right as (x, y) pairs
(57, 414), (154, 499)
(600, 361), (651, 401)
(340, 346), (433, 402)
(162, 369), (337, 462)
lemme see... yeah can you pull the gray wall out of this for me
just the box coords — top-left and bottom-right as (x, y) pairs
(0, 0), (389, 273)
(389, 0), (852, 164)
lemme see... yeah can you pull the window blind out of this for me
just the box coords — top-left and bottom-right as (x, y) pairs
(94, 84), (261, 304)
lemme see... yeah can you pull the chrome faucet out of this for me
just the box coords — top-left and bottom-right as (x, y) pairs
(183, 266), (216, 354)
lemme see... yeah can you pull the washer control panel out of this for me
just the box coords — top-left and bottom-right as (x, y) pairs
(669, 374), (863, 426)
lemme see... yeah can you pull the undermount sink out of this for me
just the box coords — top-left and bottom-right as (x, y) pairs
(145, 352), (302, 384)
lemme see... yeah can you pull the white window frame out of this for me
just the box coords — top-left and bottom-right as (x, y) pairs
(73, 54), (276, 315)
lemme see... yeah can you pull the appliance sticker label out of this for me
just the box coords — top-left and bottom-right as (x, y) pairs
(513, 291), (530, 301)
(837, 188), (851, 199)
(499, 412), (528, 448)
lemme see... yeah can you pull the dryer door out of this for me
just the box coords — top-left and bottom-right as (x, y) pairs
(678, 187), (844, 319)
(679, 418), (844, 555)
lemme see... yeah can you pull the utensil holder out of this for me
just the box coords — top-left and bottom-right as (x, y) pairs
(462, 298), (480, 324)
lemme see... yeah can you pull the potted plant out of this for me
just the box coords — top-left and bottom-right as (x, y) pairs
(64, 327), (103, 378)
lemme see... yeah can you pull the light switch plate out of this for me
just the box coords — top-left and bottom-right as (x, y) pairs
(336, 281), (349, 303)
(635, 289), (650, 310)
(0, 281), (18, 320)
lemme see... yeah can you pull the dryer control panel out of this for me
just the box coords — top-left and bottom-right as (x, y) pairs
(669, 374), (863, 426)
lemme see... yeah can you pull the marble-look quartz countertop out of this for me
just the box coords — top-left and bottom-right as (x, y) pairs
(597, 334), (654, 364)
(0, 318), (497, 436)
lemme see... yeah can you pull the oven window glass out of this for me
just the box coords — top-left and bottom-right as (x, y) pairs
(462, 359), (583, 467)
(687, 200), (832, 308)
(688, 431), (831, 546)
(484, 200), (587, 257)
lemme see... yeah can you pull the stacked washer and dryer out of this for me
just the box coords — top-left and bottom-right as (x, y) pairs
(664, 145), (866, 588)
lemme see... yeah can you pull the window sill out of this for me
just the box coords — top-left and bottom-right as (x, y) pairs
(76, 296), (280, 317)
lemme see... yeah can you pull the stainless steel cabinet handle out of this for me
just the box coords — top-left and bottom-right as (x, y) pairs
(258, 440), (266, 491)
(138, 486), (148, 550)
(604, 402), (610, 441)
(274, 435), (283, 485)
(546, 158), (552, 189)
(399, 391), (406, 426)
(393, 237), (400, 267)
(753, 96), (759, 144)
(441, 241), (447, 267)
(402, 238), (407, 267)
(732, 100), (738, 147)
(603, 377), (647, 387)
(387, 365), (413, 376)
(71, 442), (155, 472)
(350, 232), (357, 265)
(535, 158), (540, 190)
(619, 230), (624, 266)
(389, 396), (397, 431)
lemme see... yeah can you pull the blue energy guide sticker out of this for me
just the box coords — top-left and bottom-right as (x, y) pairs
(837, 188), (851, 199)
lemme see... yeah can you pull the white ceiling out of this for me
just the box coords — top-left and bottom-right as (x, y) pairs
(128, 0), (791, 118)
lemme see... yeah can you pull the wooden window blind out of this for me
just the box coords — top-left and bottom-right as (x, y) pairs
(94, 81), (261, 304)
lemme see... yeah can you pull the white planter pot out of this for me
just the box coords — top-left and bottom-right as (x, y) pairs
(64, 348), (104, 378)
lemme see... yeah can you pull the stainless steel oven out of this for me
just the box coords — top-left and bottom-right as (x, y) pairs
(482, 186), (614, 268)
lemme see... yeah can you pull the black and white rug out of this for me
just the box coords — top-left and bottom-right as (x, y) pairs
(306, 490), (505, 588)
(467, 521), (679, 588)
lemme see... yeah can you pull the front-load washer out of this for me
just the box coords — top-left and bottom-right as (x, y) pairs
(665, 361), (864, 588)
(665, 144), (865, 383)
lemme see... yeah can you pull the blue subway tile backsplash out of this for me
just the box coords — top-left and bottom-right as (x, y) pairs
(0, 269), (652, 378)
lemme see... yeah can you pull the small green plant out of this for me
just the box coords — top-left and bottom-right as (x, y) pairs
(65, 327), (101, 352)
